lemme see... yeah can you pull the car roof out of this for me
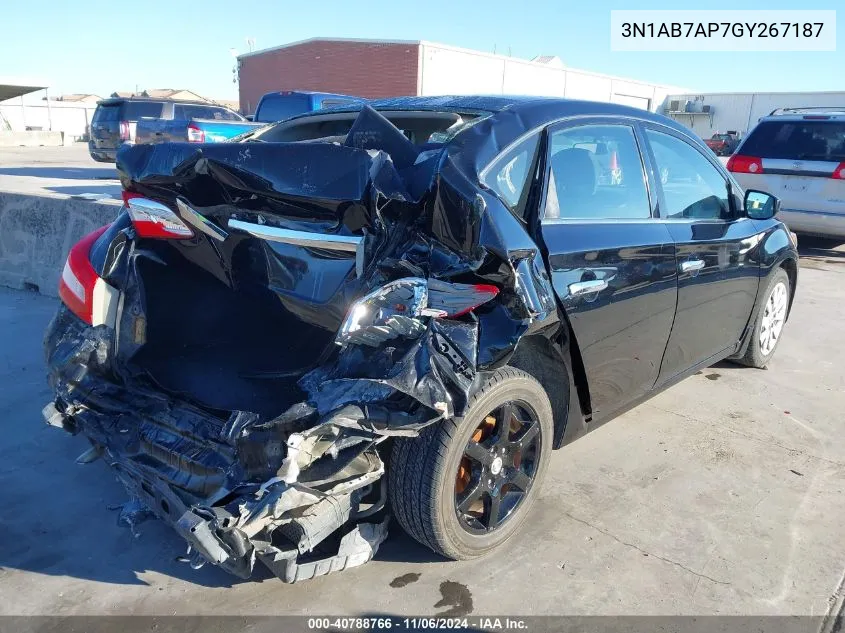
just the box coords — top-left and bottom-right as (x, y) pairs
(758, 113), (845, 124)
(96, 97), (230, 108)
(289, 95), (691, 132)
(260, 91), (364, 100)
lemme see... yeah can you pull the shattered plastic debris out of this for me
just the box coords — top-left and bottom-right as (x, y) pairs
(110, 498), (155, 538)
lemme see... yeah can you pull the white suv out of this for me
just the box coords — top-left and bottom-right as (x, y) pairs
(727, 108), (845, 241)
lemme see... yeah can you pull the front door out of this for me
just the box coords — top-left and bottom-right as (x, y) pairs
(640, 126), (762, 383)
(538, 119), (678, 421)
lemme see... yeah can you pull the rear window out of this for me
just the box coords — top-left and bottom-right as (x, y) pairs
(122, 101), (165, 120)
(320, 98), (359, 109)
(174, 104), (241, 121)
(741, 120), (845, 161)
(92, 104), (121, 122)
(255, 94), (310, 122)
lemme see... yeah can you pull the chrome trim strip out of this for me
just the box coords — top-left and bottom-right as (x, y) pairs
(542, 216), (749, 225)
(127, 197), (173, 213)
(781, 208), (845, 218)
(227, 218), (362, 253)
(177, 199), (228, 241)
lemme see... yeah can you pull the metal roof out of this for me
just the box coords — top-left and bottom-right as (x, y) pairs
(0, 77), (49, 102)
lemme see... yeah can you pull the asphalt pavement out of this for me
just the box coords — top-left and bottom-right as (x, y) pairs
(0, 245), (843, 619)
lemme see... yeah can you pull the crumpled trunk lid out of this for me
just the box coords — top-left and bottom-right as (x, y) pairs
(45, 104), (562, 582)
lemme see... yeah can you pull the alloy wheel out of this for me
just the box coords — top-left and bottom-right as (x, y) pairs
(759, 281), (788, 356)
(454, 401), (542, 534)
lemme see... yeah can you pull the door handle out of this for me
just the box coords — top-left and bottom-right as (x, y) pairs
(680, 259), (705, 273)
(568, 279), (608, 296)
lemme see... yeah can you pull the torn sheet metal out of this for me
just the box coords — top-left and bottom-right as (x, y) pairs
(45, 100), (564, 582)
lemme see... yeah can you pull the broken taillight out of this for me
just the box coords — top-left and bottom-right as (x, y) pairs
(427, 280), (500, 318)
(58, 226), (119, 326)
(336, 278), (500, 347)
(122, 192), (193, 239)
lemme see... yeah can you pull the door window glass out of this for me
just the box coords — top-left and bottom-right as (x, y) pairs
(481, 133), (540, 214)
(122, 101), (164, 120)
(646, 129), (731, 219)
(544, 124), (650, 220)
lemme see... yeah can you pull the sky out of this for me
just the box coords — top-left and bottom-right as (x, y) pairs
(2, 0), (842, 101)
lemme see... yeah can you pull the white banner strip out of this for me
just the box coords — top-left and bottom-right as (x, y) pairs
(611, 10), (837, 52)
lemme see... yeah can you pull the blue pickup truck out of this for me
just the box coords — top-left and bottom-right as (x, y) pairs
(135, 101), (263, 145)
(253, 91), (366, 123)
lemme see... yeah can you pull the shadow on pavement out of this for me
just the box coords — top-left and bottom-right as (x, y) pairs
(47, 184), (120, 199)
(0, 290), (438, 590)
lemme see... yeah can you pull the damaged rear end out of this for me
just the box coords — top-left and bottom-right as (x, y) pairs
(43, 104), (559, 581)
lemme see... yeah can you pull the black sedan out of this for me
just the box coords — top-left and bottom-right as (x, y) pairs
(44, 96), (798, 582)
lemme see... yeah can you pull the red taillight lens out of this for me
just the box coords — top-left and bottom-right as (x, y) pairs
(726, 155), (764, 174)
(58, 226), (110, 325)
(187, 122), (205, 143)
(832, 162), (845, 179)
(119, 120), (130, 141)
(122, 193), (193, 239)
(427, 281), (500, 317)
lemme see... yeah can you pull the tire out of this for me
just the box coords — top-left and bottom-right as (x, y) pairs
(389, 367), (554, 560)
(738, 268), (790, 368)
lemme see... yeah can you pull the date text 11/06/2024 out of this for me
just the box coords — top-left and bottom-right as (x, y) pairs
(307, 617), (529, 630)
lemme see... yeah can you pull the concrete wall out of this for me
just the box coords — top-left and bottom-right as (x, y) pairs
(418, 42), (679, 112)
(664, 91), (845, 138)
(0, 191), (119, 297)
(0, 100), (97, 139)
(0, 131), (65, 147)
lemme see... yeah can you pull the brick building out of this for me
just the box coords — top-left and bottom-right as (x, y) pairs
(237, 37), (681, 116)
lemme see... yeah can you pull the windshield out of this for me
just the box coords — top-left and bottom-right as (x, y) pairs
(741, 120), (845, 161)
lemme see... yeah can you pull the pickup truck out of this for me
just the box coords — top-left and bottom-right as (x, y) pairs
(253, 91), (366, 123)
(704, 132), (740, 156)
(135, 102), (263, 145)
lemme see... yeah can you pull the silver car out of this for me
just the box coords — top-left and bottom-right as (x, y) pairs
(727, 107), (845, 241)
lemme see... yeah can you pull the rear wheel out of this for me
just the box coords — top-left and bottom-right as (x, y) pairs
(738, 268), (790, 368)
(389, 367), (554, 560)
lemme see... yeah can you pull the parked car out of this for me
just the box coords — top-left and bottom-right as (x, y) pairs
(45, 96), (798, 584)
(727, 107), (845, 241)
(704, 131), (739, 156)
(253, 90), (366, 123)
(134, 102), (262, 145)
(89, 98), (259, 161)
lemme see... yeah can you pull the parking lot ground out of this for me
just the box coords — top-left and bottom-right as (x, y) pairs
(0, 144), (120, 200)
(0, 247), (844, 618)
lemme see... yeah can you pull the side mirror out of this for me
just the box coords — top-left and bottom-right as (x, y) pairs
(744, 189), (781, 220)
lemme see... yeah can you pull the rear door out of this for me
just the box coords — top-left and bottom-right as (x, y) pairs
(90, 102), (122, 149)
(535, 119), (678, 420)
(123, 101), (166, 142)
(730, 118), (845, 237)
(641, 125), (761, 382)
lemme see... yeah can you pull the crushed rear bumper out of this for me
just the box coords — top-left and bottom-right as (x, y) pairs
(44, 306), (391, 582)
